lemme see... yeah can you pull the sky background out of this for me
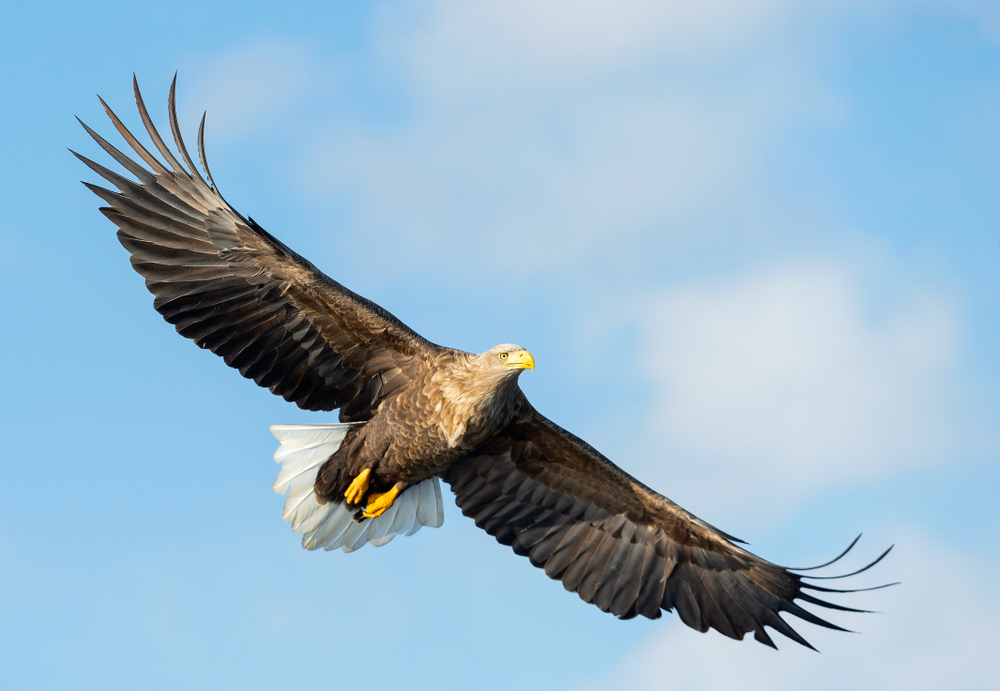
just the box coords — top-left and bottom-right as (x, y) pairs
(2, 1), (998, 688)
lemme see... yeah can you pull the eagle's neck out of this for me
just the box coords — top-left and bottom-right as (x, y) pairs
(434, 356), (524, 448)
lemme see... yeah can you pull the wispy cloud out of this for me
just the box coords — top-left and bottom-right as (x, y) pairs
(301, 0), (850, 279)
(178, 37), (318, 139)
(628, 261), (970, 523)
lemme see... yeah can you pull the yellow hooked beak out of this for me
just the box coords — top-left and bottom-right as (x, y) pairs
(504, 350), (535, 371)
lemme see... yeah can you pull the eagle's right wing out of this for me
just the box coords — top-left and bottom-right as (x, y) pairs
(75, 76), (442, 420)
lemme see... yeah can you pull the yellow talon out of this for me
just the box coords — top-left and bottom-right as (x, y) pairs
(344, 468), (371, 505)
(363, 485), (401, 518)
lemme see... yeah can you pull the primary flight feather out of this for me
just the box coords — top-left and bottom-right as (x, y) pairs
(75, 75), (890, 650)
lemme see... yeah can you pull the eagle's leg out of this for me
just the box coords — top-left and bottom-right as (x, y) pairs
(344, 468), (371, 505)
(362, 483), (403, 518)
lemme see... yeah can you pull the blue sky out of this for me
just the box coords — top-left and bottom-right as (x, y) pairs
(2, 1), (998, 689)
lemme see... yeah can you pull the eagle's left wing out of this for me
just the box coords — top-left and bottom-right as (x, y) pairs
(443, 410), (890, 649)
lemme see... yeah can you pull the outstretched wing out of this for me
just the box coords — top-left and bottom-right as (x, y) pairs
(443, 411), (890, 649)
(74, 76), (440, 419)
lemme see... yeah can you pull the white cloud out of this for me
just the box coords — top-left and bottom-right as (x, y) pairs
(387, 0), (799, 87)
(178, 37), (317, 138)
(303, 1), (852, 279)
(300, 0), (1000, 281)
(574, 529), (999, 690)
(631, 262), (964, 522)
(308, 82), (804, 274)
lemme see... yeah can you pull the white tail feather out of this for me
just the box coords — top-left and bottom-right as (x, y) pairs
(270, 423), (445, 552)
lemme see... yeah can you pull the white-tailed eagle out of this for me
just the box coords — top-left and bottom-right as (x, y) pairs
(74, 76), (891, 650)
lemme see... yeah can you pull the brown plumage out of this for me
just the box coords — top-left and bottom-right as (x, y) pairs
(75, 75), (892, 650)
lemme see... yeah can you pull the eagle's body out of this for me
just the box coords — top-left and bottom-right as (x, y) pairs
(315, 346), (533, 504)
(75, 76), (891, 650)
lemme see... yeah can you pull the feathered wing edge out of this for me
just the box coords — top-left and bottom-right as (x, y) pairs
(271, 423), (444, 552)
(444, 416), (894, 650)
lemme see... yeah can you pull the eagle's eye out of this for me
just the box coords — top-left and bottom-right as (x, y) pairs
(499, 352), (509, 361)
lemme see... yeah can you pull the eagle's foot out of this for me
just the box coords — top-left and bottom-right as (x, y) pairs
(362, 485), (401, 518)
(344, 468), (371, 505)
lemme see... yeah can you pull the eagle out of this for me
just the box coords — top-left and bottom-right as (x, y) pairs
(74, 76), (890, 650)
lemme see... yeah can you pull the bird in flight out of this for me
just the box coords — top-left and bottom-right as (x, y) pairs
(75, 75), (891, 650)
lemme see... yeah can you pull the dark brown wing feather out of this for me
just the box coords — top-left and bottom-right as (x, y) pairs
(443, 411), (891, 649)
(74, 76), (440, 418)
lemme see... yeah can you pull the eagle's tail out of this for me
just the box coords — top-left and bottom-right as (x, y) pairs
(270, 423), (445, 552)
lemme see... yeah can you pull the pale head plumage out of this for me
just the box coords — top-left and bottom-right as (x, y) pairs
(476, 344), (535, 376)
